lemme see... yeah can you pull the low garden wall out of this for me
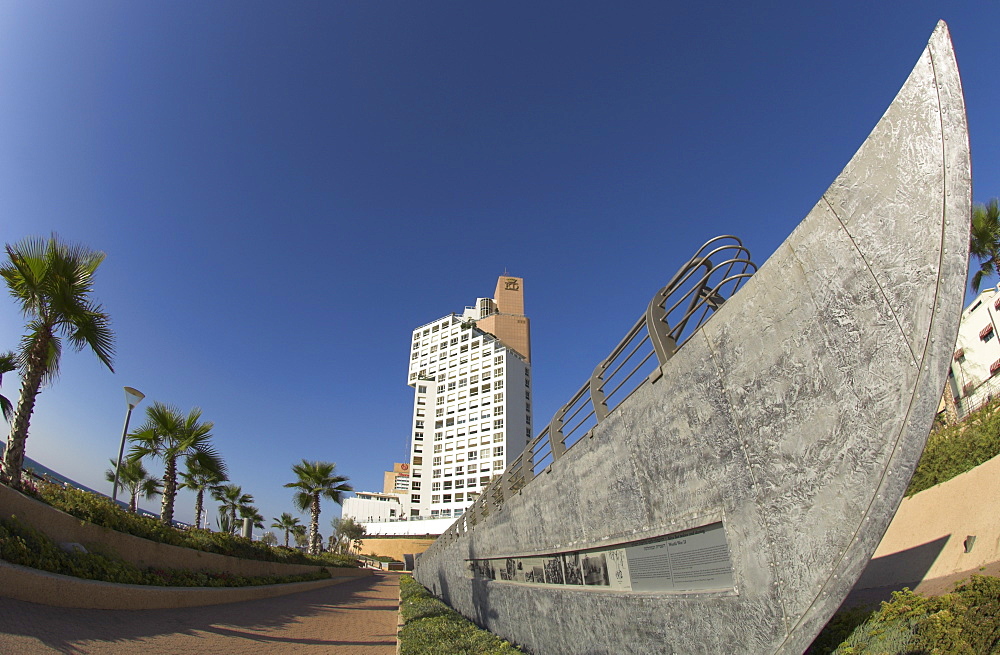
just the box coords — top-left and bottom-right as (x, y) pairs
(0, 483), (369, 579)
(0, 559), (356, 609)
(358, 537), (436, 562)
(856, 452), (1000, 589)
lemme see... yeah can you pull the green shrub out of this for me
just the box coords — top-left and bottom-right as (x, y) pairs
(398, 575), (523, 655)
(809, 576), (1000, 654)
(0, 515), (331, 587)
(28, 482), (357, 567)
(907, 399), (1000, 496)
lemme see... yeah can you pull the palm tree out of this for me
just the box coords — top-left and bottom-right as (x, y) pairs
(212, 483), (254, 534)
(128, 402), (224, 525)
(0, 236), (115, 488)
(103, 458), (161, 513)
(179, 458), (227, 529)
(271, 512), (301, 547)
(291, 524), (308, 549)
(970, 198), (1000, 292)
(0, 352), (17, 423)
(284, 460), (352, 555)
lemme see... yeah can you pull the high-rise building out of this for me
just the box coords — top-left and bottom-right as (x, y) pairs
(404, 275), (533, 519)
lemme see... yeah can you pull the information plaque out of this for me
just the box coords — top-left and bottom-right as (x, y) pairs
(468, 521), (734, 594)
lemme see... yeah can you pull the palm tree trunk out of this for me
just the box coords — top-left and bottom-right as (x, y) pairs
(230, 506), (237, 534)
(129, 489), (138, 513)
(284, 529), (290, 548)
(2, 334), (50, 488)
(942, 380), (959, 425)
(160, 457), (177, 525)
(194, 490), (204, 530)
(310, 493), (321, 555)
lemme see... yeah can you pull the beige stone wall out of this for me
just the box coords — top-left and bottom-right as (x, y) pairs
(358, 537), (437, 561)
(856, 452), (1000, 588)
(0, 484), (368, 578)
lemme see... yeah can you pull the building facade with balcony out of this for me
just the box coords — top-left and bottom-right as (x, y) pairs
(947, 284), (1000, 418)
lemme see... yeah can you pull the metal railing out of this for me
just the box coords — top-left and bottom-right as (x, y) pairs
(440, 236), (757, 541)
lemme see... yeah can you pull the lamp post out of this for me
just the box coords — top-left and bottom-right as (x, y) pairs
(112, 387), (145, 504)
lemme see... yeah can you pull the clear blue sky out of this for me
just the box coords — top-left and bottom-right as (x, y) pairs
(1, 2), (998, 531)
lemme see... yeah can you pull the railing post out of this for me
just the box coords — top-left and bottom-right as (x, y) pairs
(548, 413), (567, 460)
(589, 358), (611, 422)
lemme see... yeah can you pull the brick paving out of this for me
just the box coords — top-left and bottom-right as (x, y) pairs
(0, 571), (400, 654)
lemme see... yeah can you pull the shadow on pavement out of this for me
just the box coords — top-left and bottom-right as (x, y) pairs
(0, 573), (397, 654)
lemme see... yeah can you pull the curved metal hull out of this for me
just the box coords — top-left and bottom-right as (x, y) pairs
(414, 21), (970, 655)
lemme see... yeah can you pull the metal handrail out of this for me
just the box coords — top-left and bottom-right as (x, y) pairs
(440, 236), (757, 543)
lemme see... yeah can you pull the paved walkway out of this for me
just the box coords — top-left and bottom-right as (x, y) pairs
(0, 572), (400, 654)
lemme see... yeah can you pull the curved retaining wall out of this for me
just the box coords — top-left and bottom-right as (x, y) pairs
(413, 22), (969, 655)
(0, 559), (357, 609)
(0, 483), (367, 579)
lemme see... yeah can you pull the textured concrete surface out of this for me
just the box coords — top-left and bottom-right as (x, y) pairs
(0, 571), (400, 654)
(415, 21), (970, 655)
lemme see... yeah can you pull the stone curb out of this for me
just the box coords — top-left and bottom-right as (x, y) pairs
(0, 559), (369, 609)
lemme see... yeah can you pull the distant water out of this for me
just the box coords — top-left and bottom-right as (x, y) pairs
(0, 439), (106, 496)
(0, 439), (168, 520)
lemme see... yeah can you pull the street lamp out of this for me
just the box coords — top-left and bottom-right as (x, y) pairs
(111, 386), (145, 504)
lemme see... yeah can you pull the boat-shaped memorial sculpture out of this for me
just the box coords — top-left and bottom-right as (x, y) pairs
(414, 21), (970, 655)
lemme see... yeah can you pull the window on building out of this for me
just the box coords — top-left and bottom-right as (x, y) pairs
(468, 450), (477, 461)
(413, 456), (423, 465)
(432, 495), (440, 504)
(436, 408), (443, 417)
(494, 460), (504, 470)
(444, 467), (453, 477)
(495, 356), (503, 366)
(494, 393), (503, 403)
(495, 406), (504, 415)
(414, 432), (423, 441)
(411, 481), (421, 490)
(430, 509), (439, 517)
(441, 509), (451, 517)
(493, 446), (504, 457)
(467, 477), (477, 487)
(432, 456), (441, 465)
(443, 480), (452, 490)
(494, 380), (504, 390)
(434, 432), (443, 441)
(455, 478), (464, 488)
(433, 444), (442, 453)
(455, 493), (464, 503)
(432, 482), (440, 491)
(480, 448), (490, 459)
(493, 433), (503, 443)
(432, 469), (441, 478)
(411, 494), (420, 502)
(443, 494), (452, 503)
(494, 419), (504, 429)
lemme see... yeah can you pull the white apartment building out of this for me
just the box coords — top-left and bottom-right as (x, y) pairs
(947, 284), (1000, 417)
(405, 275), (533, 519)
